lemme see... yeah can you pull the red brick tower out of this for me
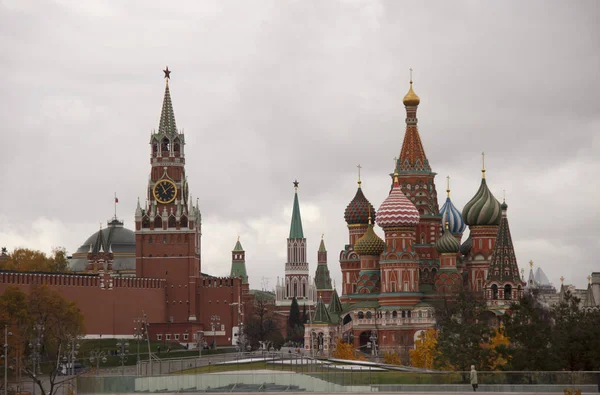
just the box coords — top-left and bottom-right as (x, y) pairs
(393, 74), (441, 286)
(135, 67), (201, 323)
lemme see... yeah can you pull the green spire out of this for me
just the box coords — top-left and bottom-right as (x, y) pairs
(312, 296), (331, 324)
(232, 236), (244, 252)
(158, 69), (177, 136)
(230, 237), (248, 284)
(318, 236), (326, 253)
(289, 180), (304, 239)
(328, 288), (343, 315)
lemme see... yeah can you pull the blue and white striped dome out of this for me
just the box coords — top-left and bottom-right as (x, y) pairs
(440, 196), (466, 235)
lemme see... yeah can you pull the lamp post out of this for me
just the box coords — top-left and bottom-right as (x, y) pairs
(3, 325), (12, 395)
(64, 337), (80, 376)
(88, 351), (107, 376)
(195, 331), (203, 358)
(133, 316), (148, 376)
(116, 339), (129, 376)
(210, 316), (220, 350)
(28, 323), (44, 395)
(231, 301), (245, 356)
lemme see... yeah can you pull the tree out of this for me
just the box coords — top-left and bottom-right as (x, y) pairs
(410, 329), (438, 369)
(0, 248), (71, 273)
(331, 339), (365, 361)
(551, 291), (599, 371)
(244, 291), (280, 350)
(500, 291), (556, 370)
(287, 297), (304, 344)
(434, 292), (492, 371)
(383, 350), (401, 365)
(0, 285), (85, 395)
(485, 328), (510, 370)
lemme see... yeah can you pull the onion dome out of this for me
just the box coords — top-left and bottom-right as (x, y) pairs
(344, 180), (375, 225)
(459, 234), (472, 256)
(435, 223), (460, 254)
(439, 177), (466, 234)
(354, 218), (385, 256)
(376, 172), (420, 229)
(403, 80), (420, 106)
(462, 164), (502, 226)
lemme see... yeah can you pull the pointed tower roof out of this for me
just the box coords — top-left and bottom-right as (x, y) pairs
(486, 202), (521, 283)
(526, 260), (537, 289)
(318, 236), (326, 253)
(396, 74), (431, 173)
(558, 276), (566, 302)
(312, 296), (332, 324)
(328, 288), (343, 315)
(158, 67), (177, 136)
(230, 237), (248, 284)
(583, 276), (596, 308)
(233, 236), (244, 252)
(289, 180), (304, 239)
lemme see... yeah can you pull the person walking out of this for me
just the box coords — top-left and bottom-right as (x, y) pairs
(470, 365), (478, 392)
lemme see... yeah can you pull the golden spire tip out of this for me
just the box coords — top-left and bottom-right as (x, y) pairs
(481, 152), (486, 179)
(529, 260), (533, 269)
(560, 276), (565, 284)
(588, 275), (592, 284)
(446, 175), (450, 198)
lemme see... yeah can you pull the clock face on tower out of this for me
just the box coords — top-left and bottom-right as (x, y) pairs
(153, 179), (177, 204)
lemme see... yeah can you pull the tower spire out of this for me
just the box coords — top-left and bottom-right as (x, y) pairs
(357, 164), (362, 187)
(289, 180), (304, 239)
(158, 66), (177, 136)
(482, 152), (486, 179)
(446, 175), (451, 198)
(397, 71), (429, 174)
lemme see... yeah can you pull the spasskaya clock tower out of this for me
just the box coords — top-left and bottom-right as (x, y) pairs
(135, 67), (202, 322)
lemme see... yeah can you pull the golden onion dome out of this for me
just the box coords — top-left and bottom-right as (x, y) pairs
(403, 80), (420, 107)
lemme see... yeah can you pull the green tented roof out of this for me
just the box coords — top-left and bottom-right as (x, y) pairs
(289, 191), (304, 239)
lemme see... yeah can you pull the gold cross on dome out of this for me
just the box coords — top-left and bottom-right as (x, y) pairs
(560, 276), (565, 284)
(357, 164), (362, 182)
(529, 260), (533, 269)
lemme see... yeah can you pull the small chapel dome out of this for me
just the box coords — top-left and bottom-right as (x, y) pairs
(462, 177), (502, 227)
(403, 80), (420, 107)
(344, 181), (376, 225)
(354, 221), (386, 256)
(439, 181), (466, 235)
(435, 223), (460, 254)
(376, 173), (420, 229)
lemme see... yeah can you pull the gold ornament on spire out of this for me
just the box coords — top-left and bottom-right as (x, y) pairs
(588, 275), (592, 284)
(529, 260), (534, 269)
(481, 152), (486, 179)
(446, 176), (451, 198)
(560, 276), (565, 284)
(357, 164), (362, 187)
(403, 68), (420, 106)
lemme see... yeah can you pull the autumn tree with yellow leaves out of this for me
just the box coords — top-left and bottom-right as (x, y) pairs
(410, 328), (438, 369)
(331, 339), (366, 361)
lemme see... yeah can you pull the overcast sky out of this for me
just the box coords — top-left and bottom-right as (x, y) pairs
(1, 0), (598, 291)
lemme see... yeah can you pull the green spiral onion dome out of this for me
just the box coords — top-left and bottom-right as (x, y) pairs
(435, 224), (460, 254)
(462, 177), (502, 226)
(354, 222), (386, 256)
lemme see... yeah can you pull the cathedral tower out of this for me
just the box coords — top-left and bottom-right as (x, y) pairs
(314, 235), (333, 304)
(135, 68), (201, 322)
(393, 75), (442, 287)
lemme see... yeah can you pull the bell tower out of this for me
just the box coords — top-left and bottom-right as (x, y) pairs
(135, 67), (202, 322)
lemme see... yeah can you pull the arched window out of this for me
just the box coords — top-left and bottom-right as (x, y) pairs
(293, 282), (298, 297)
(504, 284), (512, 300)
(152, 141), (158, 153)
(491, 284), (498, 300)
(357, 311), (364, 319)
(161, 138), (170, 152)
(407, 310), (411, 318)
(392, 311), (397, 318)
(401, 311), (406, 318)
(366, 311), (372, 319)
(302, 283), (306, 297)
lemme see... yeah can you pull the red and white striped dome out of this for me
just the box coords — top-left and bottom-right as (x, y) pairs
(376, 175), (420, 228)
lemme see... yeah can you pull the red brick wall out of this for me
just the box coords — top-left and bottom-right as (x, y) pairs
(0, 272), (166, 336)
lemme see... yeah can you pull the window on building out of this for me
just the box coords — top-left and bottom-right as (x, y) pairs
(366, 311), (372, 319)
(504, 284), (512, 300)
(174, 334), (180, 340)
(358, 311), (364, 319)
(491, 284), (498, 300)
(157, 334), (162, 341)
(183, 334), (188, 340)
